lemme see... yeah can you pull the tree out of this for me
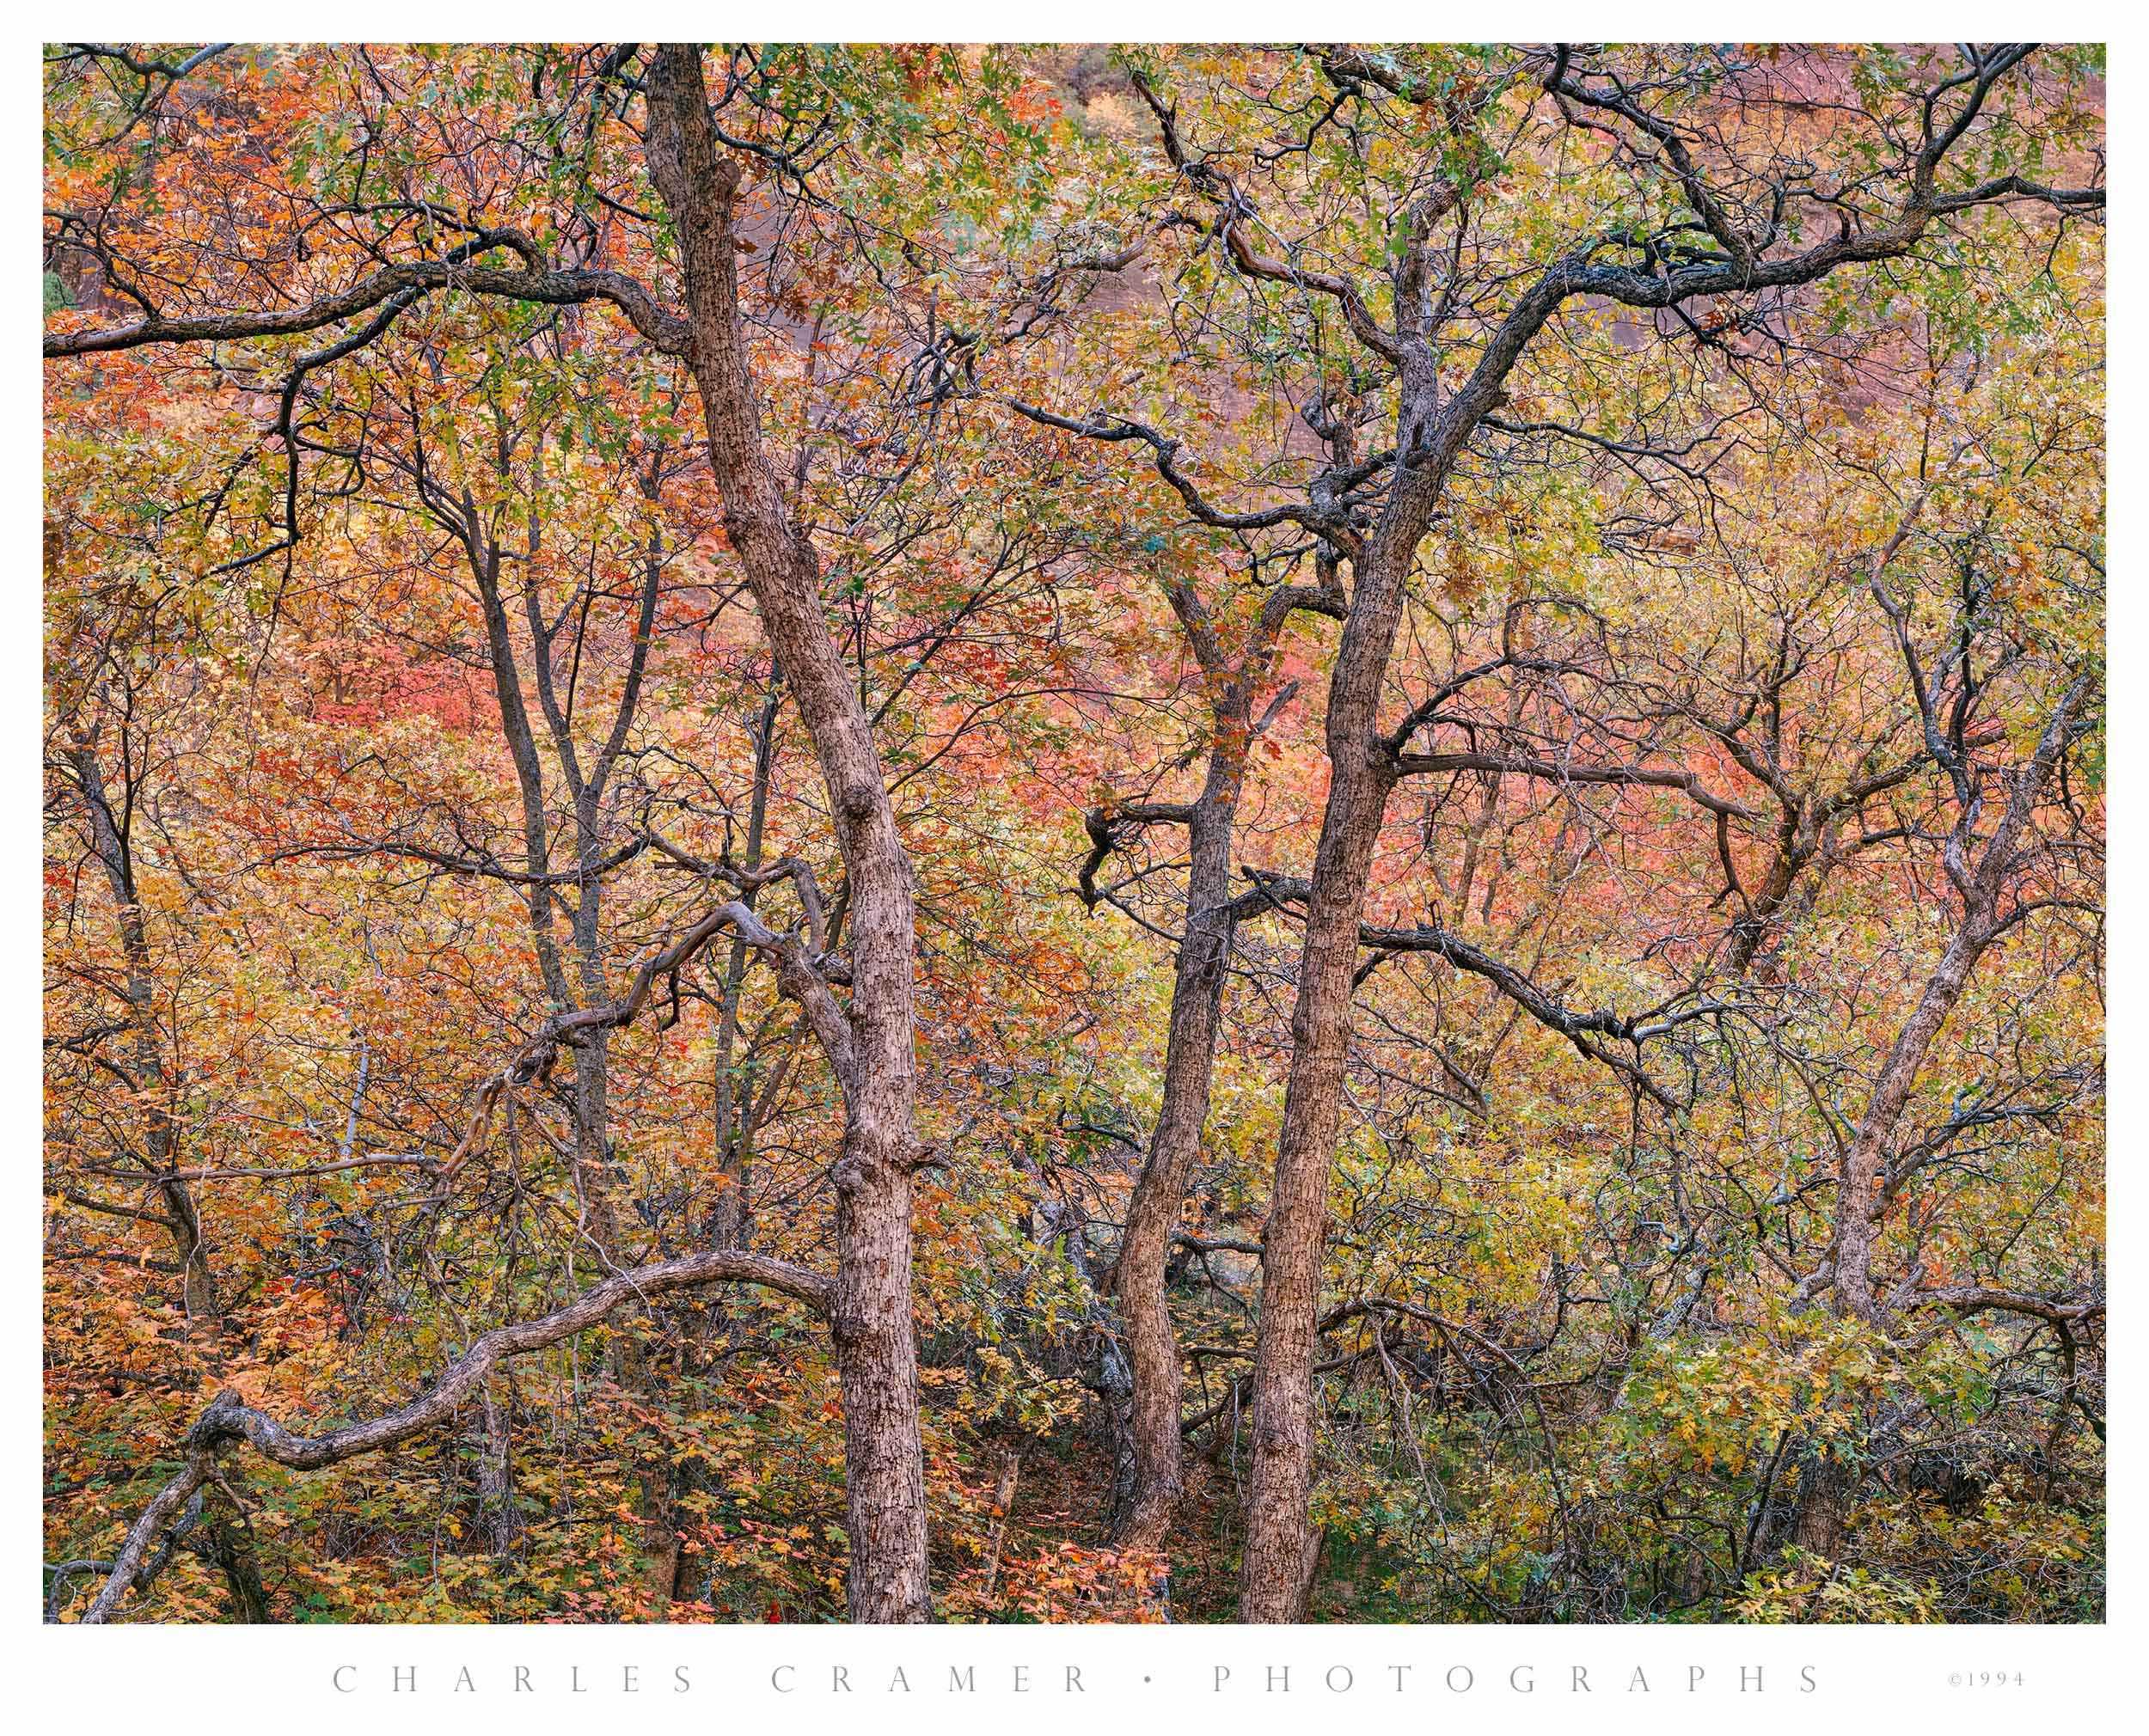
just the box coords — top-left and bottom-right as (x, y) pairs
(46, 39), (1065, 1626)
(43, 41), (2105, 1627)
(1034, 40), (2102, 1621)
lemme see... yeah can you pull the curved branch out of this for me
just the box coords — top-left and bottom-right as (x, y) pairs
(1128, 67), (1405, 368)
(77, 1247), (831, 1623)
(1393, 749), (1755, 821)
(1908, 1286), (2105, 1328)
(1234, 868), (1685, 1107)
(44, 258), (689, 358)
(1005, 397), (1348, 544)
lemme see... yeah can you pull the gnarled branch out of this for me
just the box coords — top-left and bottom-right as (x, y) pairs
(77, 1247), (830, 1623)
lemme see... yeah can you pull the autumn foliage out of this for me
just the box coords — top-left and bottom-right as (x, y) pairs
(44, 43), (2103, 1624)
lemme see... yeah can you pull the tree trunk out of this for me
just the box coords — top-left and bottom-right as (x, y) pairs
(199, 1474), (270, 1623)
(65, 743), (217, 1323)
(711, 682), (782, 1250)
(475, 1383), (521, 1558)
(1233, 289), (1564, 1623)
(645, 45), (931, 1623)
(826, 1143), (929, 1618)
(1114, 779), (1243, 1549)
(1235, 460), (1453, 1621)
(1791, 1449), (1848, 1562)
(1236, 725), (1395, 1619)
(979, 1450), (1020, 1601)
(1106, 572), (1338, 1553)
(1831, 914), (1992, 1322)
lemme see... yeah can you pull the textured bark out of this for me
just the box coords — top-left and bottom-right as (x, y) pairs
(1113, 778), (1242, 1548)
(1828, 679), (2084, 1322)
(1236, 326), (1544, 1618)
(1235, 692), (1397, 1619)
(979, 1451), (1021, 1599)
(475, 1383), (521, 1558)
(645, 45), (930, 1623)
(1791, 1451), (1848, 1561)
(79, 1246), (831, 1621)
(81, 1458), (214, 1624)
(63, 742), (216, 1322)
(1831, 917), (1993, 1322)
(1226, 67), (2083, 1611)
(710, 682), (783, 1250)
(203, 1500), (271, 1623)
(1106, 569), (1343, 1551)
